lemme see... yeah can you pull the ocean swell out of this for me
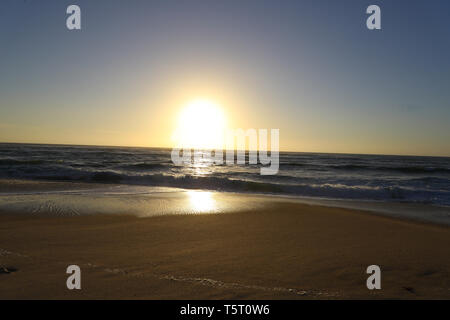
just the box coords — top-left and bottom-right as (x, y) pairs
(1, 144), (450, 206)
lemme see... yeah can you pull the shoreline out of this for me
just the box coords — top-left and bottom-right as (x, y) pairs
(0, 179), (449, 226)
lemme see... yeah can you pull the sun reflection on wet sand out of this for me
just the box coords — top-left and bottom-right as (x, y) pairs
(187, 190), (216, 213)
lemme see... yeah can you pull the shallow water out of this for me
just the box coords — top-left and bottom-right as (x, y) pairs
(0, 184), (269, 217)
(0, 181), (449, 225)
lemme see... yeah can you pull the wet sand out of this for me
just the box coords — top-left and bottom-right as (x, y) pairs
(1, 198), (449, 299)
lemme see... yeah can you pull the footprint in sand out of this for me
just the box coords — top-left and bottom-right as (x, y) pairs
(402, 286), (416, 294)
(0, 266), (18, 274)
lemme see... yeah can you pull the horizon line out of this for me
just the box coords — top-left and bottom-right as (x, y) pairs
(0, 140), (449, 159)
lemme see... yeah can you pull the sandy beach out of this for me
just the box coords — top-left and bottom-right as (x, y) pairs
(0, 181), (449, 299)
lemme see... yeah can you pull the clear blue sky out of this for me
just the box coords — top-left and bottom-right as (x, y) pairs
(0, 0), (449, 155)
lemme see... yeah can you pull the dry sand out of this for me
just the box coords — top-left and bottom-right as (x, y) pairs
(0, 200), (449, 299)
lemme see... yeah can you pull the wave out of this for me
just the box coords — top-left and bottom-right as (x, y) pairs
(1, 143), (450, 206)
(327, 164), (450, 174)
(4, 169), (446, 205)
(119, 162), (171, 171)
(0, 158), (46, 166)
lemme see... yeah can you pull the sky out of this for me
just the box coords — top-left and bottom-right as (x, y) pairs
(0, 0), (449, 156)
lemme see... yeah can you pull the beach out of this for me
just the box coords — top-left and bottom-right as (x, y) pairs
(2, 0), (450, 305)
(0, 180), (449, 299)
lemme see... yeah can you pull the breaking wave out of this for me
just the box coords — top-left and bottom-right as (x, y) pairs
(1, 143), (450, 206)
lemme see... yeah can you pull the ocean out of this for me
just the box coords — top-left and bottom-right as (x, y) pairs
(1, 143), (450, 207)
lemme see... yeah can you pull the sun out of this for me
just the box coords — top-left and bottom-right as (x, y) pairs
(172, 99), (227, 149)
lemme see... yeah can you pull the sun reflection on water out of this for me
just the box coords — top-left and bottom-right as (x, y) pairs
(187, 191), (216, 213)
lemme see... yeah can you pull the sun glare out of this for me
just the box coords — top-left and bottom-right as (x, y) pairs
(187, 191), (216, 213)
(172, 99), (226, 149)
